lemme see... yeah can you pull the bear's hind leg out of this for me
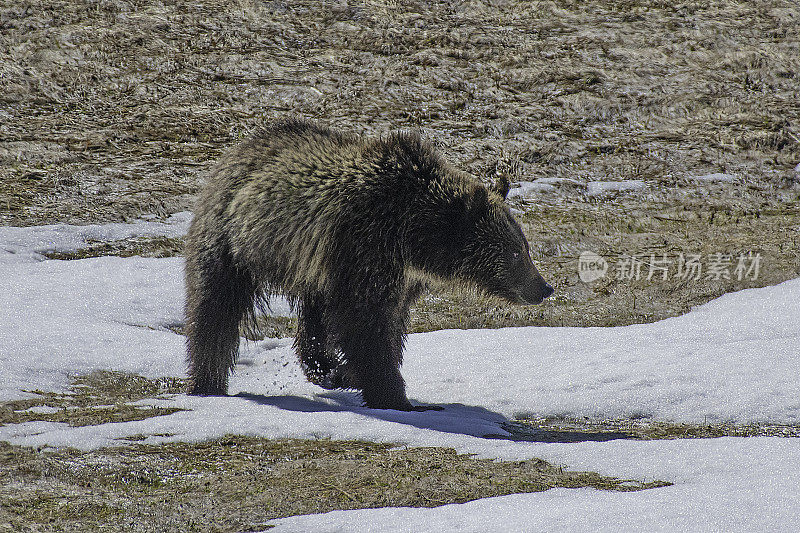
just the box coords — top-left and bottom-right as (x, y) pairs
(295, 294), (340, 387)
(185, 245), (255, 395)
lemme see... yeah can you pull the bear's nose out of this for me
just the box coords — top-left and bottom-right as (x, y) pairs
(542, 283), (554, 299)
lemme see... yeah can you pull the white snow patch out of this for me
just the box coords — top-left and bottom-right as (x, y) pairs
(20, 405), (62, 414)
(507, 178), (585, 198)
(0, 211), (192, 263)
(0, 256), (187, 400)
(533, 177), (584, 187)
(507, 181), (557, 197)
(586, 180), (646, 196)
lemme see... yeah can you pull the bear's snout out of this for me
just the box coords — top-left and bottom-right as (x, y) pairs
(517, 278), (554, 305)
(542, 283), (555, 299)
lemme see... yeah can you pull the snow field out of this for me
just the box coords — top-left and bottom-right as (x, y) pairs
(2, 218), (799, 532)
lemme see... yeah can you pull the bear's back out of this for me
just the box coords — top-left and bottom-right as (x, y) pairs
(208, 120), (455, 295)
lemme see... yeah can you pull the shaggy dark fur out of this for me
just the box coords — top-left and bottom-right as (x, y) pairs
(185, 119), (553, 410)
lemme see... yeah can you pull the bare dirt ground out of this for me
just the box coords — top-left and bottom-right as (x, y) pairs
(2, 0), (800, 530)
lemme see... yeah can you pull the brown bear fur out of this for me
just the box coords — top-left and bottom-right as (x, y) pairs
(184, 119), (553, 410)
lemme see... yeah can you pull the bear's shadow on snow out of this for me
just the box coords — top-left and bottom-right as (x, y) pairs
(235, 391), (632, 443)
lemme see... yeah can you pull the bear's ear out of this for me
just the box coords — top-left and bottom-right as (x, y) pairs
(465, 184), (489, 215)
(490, 174), (511, 201)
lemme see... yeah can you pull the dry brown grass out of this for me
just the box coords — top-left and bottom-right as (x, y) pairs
(509, 415), (800, 441)
(1, 0), (798, 225)
(42, 235), (184, 259)
(2, 2), (799, 529)
(0, 435), (669, 532)
(0, 371), (185, 428)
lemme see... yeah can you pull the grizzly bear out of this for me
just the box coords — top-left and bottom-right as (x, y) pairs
(184, 119), (553, 411)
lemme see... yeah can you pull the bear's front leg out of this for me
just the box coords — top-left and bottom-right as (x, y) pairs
(329, 304), (426, 411)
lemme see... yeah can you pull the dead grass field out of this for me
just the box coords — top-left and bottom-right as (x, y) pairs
(2, 0), (800, 530)
(3, 0), (798, 328)
(0, 435), (670, 533)
(2, 0), (798, 227)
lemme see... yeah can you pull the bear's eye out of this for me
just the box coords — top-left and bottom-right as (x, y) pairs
(512, 252), (519, 259)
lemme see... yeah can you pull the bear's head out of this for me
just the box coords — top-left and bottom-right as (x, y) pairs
(455, 182), (554, 305)
(409, 177), (554, 305)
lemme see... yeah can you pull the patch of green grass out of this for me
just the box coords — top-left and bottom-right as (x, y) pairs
(69, 370), (184, 400)
(0, 371), (186, 428)
(0, 436), (670, 532)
